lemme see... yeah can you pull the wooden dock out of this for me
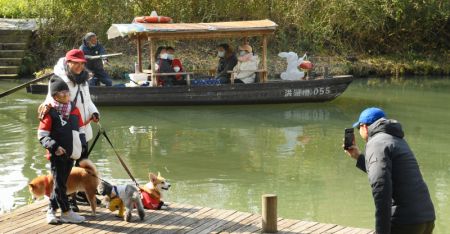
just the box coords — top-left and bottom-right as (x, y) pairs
(0, 200), (374, 233)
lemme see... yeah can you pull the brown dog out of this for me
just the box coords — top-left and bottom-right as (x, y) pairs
(28, 159), (99, 215)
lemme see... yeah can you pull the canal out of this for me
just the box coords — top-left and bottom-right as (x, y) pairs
(0, 77), (449, 233)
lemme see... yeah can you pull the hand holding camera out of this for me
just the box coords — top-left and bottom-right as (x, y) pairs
(343, 128), (361, 160)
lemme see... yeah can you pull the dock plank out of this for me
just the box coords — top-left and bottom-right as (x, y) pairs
(128, 204), (198, 234)
(289, 220), (319, 233)
(0, 201), (373, 233)
(229, 214), (261, 233)
(184, 209), (236, 234)
(311, 223), (338, 233)
(324, 225), (348, 233)
(192, 210), (251, 234)
(276, 218), (297, 231)
(139, 206), (213, 234)
(209, 211), (253, 234)
(219, 213), (261, 233)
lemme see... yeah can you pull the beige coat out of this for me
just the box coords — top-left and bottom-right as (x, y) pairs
(233, 55), (259, 83)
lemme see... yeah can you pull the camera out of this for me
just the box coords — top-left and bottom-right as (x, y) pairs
(344, 128), (354, 150)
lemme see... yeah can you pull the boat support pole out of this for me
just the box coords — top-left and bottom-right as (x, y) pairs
(149, 37), (157, 87)
(136, 36), (142, 73)
(262, 35), (268, 83)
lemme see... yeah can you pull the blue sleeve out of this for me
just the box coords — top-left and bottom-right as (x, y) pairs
(99, 45), (106, 55)
(79, 44), (85, 51)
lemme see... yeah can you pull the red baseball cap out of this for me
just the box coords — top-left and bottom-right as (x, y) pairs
(65, 49), (87, 63)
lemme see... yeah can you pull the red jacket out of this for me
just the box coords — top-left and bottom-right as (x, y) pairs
(171, 59), (184, 80)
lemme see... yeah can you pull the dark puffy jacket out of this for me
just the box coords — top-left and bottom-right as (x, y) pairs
(79, 40), (106, 73)
(215, 54), (237, 83)
(356, 118), (435, 234)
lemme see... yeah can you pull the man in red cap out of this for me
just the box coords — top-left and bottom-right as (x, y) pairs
(39, 49), (101, 211)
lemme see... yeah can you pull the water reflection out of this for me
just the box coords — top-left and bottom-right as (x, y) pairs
(1, 78), (449, 233)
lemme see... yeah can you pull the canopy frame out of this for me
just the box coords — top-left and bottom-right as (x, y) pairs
(107, 19), (278, 86)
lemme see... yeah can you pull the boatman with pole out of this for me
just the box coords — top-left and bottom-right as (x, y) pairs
(80, 32), (113, 86)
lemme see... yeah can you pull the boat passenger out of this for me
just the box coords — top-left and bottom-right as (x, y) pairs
(166, 46), (186, 85)
(155, 46), (176, 86)
(79, 32), (112, 86)
(232, 44), (259, 84)
(214, 43), (237, 84)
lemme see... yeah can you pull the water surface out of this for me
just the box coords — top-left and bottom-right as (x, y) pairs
(0, 77), (449, 233)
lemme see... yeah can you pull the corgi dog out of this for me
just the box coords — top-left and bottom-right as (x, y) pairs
(139, 172), (171, 210)
(97, 180), (145, 222)
(28, 159), (99, 215)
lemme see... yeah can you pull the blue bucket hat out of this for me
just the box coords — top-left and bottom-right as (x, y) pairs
(353, 107), (386, 128)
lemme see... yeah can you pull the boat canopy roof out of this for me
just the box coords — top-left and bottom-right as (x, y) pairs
(107, 19), (278, 40)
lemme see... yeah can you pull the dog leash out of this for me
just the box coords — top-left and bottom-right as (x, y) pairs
(93, 123), (140, 188)
(86, 126), (103, 157)
(85, 169), (112, 186)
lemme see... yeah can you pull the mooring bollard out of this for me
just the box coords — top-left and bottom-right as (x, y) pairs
(262, 194), (277, 233)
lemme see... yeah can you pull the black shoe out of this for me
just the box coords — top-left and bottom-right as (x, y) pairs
(69, 199), (79, 212)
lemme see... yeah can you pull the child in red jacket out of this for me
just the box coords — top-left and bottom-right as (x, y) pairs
(167, 46), (186, 85)
(37, 76), (86, 224)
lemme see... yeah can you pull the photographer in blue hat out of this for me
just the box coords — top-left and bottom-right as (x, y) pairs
(344, 107), (435, 234)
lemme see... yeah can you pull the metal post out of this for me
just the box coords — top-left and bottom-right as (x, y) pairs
(262, 194), (277, 233)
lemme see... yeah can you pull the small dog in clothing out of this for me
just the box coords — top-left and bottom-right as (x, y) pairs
(97, 180), (145, 222)
(139, 172), (171, 210)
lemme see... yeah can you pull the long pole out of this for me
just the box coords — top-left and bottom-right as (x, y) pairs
(0, 73), (54, 99)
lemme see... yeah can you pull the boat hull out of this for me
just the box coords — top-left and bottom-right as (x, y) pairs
(27, 76), (352, 106)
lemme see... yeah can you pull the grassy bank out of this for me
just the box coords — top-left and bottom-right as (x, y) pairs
(32, 41), (450, 80)
(1, 0), (448, 77)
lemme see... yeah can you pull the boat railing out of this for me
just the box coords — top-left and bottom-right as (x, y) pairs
(228, 69), (267, 84)
(143, 70), (267, 86)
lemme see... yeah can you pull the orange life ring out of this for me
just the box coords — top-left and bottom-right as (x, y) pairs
(134, 16), (173, 23)
(299, 61), (313, 70)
